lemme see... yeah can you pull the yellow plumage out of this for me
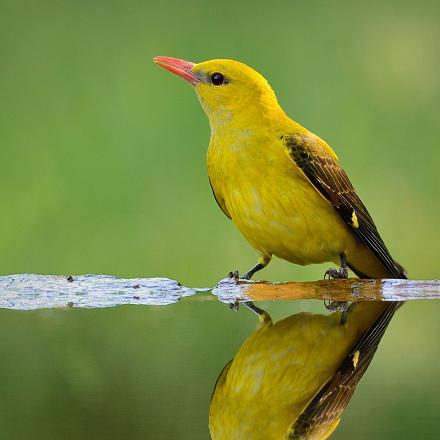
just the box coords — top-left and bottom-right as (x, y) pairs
(154, 56), (406, 439)
(192, 59), (390, 278)
(209, 303), (386, 439)
(207, 117), (376, 271)
(153, 57), (402, 278)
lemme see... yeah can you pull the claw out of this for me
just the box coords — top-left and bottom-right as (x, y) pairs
(228, 270), (240, 280)
(324, 266), (348, 279)
(228, 299), (240, 311)
(325, 300), (348, 325)
(323, 254), (349, 324)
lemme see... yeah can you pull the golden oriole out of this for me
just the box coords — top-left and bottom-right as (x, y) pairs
(154, 56), (406, 437)
(153, 56), (405, 282)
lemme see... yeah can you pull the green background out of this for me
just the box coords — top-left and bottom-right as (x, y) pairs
(0, 0), (439, 438)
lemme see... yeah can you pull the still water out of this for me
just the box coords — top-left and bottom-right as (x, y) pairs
(0, 279), (439, 439)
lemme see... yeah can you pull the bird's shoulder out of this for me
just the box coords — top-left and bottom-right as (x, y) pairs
(280, 130), (359, 212)
(277, 121), (336, 155)
(280, 130), (339, 168)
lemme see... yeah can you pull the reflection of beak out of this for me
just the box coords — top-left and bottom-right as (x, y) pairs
(153, 56), (200, 86)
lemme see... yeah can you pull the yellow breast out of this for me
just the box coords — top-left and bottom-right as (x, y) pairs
(207, 125), (360, 266)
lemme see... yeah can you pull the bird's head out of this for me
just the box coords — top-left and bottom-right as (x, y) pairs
(153, 56), (283, 129)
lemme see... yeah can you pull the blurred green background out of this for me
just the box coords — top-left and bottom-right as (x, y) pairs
(0, 0), (439, 438)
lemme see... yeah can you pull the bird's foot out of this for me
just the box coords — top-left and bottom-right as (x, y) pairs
(323, 255), (349, 324)
(226, 271), (252, 311)
(228, 261), (267, 281)
(228, 270), (254, 280)
(228, 299), (240, 311)
(228, 300), (267, 321)
(227, 272), (241, 310)
(324, 266), (348, 280)
(228, 270), (240, 280)
(324, 300), (348, 325)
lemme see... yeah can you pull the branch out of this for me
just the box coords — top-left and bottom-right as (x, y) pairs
(0, 274), (438, 310)
(213, 277), (440, 304)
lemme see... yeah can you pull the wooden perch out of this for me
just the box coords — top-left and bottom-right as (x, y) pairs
(213, 277), (440, 304)
(0, 273), (438, 310)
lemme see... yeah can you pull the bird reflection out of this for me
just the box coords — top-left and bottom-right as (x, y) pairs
(209, 301), (398, 440)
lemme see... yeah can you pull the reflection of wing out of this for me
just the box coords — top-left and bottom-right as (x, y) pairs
(210, 359), (233, 402)
(283, 133), (404, 279)
(288, 301), (400, 439)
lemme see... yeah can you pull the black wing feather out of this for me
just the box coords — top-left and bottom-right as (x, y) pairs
(288, 301), (401, 439)
(283, 132), (406, 437)
(283, 133), (404, 279)
(209, 177), (231, 219)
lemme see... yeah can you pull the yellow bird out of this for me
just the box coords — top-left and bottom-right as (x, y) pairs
(153, 56), (407, 437)
(209, 303), (395, 439)
(153, 56), (405, 283)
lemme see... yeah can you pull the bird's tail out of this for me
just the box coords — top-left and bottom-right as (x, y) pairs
(288, 299), (400, 439)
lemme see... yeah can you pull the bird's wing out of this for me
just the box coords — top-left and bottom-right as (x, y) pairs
(209, 177), (231, 219)
(282, 133), (404, 279)
(287, 301), (401, 439)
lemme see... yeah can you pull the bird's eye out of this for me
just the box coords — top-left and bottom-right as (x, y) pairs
(210, 72), (228, 86)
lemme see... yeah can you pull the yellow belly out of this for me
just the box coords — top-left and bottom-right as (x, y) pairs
(207, 129), (389, 278)
(208, 136), (357, 266)
(226, 168), (358, 266)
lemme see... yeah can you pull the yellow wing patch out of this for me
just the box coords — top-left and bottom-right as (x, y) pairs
(352, 350), (360, 369)
(351, 210), (359, 229)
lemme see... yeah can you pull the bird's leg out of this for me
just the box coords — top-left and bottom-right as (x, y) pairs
(243, 255), (271, 280)
(242, 262), (266, 280)
(242, 301), (265, 316)
(227, 268), (262, 312)
(227, 256), (271, 311)
(228, 300), (265, 315)
(324, 253), (348, 279)
(228, 255), (271, 280)
(229, 300), (272, 325)
(243, 301), (272, 325)
(324, 253), (349, 325)
(228, 263), (263, 281)
(324, 300), (348, 325)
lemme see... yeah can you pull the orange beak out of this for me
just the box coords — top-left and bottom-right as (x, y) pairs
(153, 56), (200, 86)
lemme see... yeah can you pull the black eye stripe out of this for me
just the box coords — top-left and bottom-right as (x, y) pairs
(210, 72), (228, 86)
